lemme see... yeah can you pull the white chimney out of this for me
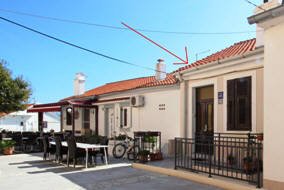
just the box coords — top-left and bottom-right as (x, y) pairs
(253, 0), (281, 47)
(156, 59), (166, 81)
(74, 72), (87, 96)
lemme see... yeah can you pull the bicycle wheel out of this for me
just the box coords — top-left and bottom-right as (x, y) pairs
(127, 145), (140, 161)
(112, 143), (126, 159)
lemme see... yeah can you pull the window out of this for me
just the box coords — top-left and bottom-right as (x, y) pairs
(120, 107), (129, 128)
(124, 109), (127, 127)
(83, 108), (90, 129)
(66, 108), (72, 125)
(227, 76), (251, 131)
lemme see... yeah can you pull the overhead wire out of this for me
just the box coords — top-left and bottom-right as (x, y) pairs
(244, 0), (266, 11)
(0, 16), (168, 74)
(0, 8), (259, 35)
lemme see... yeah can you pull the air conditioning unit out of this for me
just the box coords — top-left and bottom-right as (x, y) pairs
(130, 95), (145, 107)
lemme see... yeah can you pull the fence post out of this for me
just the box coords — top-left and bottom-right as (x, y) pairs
(218, 133), (221, 169)
(257, 143), (262, 188)
(174, 138), (177, 170)
(209, 141), (212, 178)
(134, 134), (137, 163)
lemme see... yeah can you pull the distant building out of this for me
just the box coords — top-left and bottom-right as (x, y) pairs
(0, 104), (60, 132)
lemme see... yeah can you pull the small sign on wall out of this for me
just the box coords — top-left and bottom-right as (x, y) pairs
(218, 91), (224, 104)
(159, 104), (166, 110)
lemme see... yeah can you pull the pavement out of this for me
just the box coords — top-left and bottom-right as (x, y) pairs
(0, 153), (222, 190)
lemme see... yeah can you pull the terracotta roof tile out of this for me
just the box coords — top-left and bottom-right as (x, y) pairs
(63, 38), (256, 101)
(63, 74), (178, 100)
(175, 38), (256, 73)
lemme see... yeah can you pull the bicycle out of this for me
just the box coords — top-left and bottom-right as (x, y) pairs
(112, 136), (140, 160)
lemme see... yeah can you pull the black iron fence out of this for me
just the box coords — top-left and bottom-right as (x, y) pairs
(175, 133), (263, 188)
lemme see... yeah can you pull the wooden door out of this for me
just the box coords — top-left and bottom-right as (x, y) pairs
(196, 99), (214, 154)
(196, 86), (214, 154)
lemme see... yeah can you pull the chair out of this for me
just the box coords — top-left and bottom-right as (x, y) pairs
(22, 132), (37, 152)
(12, 132), (23, 152)
(91, 137), (109, 164)
(54, 136), (68, 163)
(99, 137), (109, 162)
(42, 136), (56, 160)
(86, 136), (100, 144)
(67, 137), (86, 168)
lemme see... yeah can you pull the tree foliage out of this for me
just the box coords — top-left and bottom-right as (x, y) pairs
(0, 60), (31, 113)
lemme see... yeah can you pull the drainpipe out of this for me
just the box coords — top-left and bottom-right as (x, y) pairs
(183, 81), (188, 138)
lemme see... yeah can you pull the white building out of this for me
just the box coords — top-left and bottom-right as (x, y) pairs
(29, 60), (180, 155)
(0, 105), (60, 132)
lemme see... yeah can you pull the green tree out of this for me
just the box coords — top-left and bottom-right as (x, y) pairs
(0, 60), (31, 113)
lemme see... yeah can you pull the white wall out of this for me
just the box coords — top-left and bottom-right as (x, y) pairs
(0, 110), (60, 132)
(61, 106), (97, 134)
(94, 86), (180, 155)
(181, 52), (264, 136)
(260, 15), (284, 186)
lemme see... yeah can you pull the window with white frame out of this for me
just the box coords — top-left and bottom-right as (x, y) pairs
(227, 76), (252, 131)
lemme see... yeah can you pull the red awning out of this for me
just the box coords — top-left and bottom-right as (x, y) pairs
(26, 100), (96, 113)
(27, 102), (69, 113)
(27, 106), (61, 112)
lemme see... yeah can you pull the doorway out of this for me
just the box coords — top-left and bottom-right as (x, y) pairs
(105, 107), (115, 137)
(195, 85), (214, 154)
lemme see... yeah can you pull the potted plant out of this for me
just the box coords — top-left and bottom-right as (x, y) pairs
(227, 154), (235, 165)
(138, 150), (150, 163)
(150, 153), (156, 161)
(257, 134), (263, 141)
(0, 140), (16, 155)
(243, 156), (254, 174)
(156, 152), (163, 160)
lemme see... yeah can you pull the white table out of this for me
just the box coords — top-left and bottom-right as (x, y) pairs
(2, 138), (12, 140)
(50, 141), (108, 168)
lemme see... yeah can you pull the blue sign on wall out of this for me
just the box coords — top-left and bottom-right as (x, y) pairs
(218, 91), (224, 104)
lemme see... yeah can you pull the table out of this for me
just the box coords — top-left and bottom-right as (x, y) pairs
(50, 141), (108, 168)
(2, 138), (12, 140)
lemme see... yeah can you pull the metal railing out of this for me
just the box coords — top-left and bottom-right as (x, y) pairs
(175, 133), (263, 188)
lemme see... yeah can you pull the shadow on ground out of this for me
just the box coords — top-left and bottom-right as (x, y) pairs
(1, 153), (221, 190)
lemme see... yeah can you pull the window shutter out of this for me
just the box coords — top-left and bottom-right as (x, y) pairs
(227, 79), (235, 130)
(83, 109), (90, 129)
(66, 109), (72, 125)
(235, 77), (251, 130)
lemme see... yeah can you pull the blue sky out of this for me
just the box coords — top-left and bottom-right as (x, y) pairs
(0, 0), (262, 103)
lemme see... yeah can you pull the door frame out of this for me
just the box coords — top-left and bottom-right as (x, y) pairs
(104, 106), (115, 137)
(188, 79), (218, 139)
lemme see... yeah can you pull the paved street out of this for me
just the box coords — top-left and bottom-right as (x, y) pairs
(0, 153), (222, 190)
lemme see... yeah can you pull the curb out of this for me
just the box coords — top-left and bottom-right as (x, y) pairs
(132, 163), (259, 190)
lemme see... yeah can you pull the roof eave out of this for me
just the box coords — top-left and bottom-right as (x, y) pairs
(175, 47), (264, 76)
(248, 5), (284, 24)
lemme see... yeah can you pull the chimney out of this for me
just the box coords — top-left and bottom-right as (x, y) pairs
(74, 73), (87, 96)
(253, 0), (281, 47)
(156, 59), (166, 81)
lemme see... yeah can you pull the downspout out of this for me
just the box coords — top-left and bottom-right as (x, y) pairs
(72, 105), (75, 136)
(183, 80), (188, 138)
(177, 72), (188, 138)
(60, 107), (63, 132)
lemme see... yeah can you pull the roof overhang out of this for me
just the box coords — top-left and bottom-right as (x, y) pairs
(174, 47), (264, 79)
(92, 97), (130, 105)
(27, 106), (62, 112)
(248, 5), (284, 24)
(27, 99), (97, 113)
